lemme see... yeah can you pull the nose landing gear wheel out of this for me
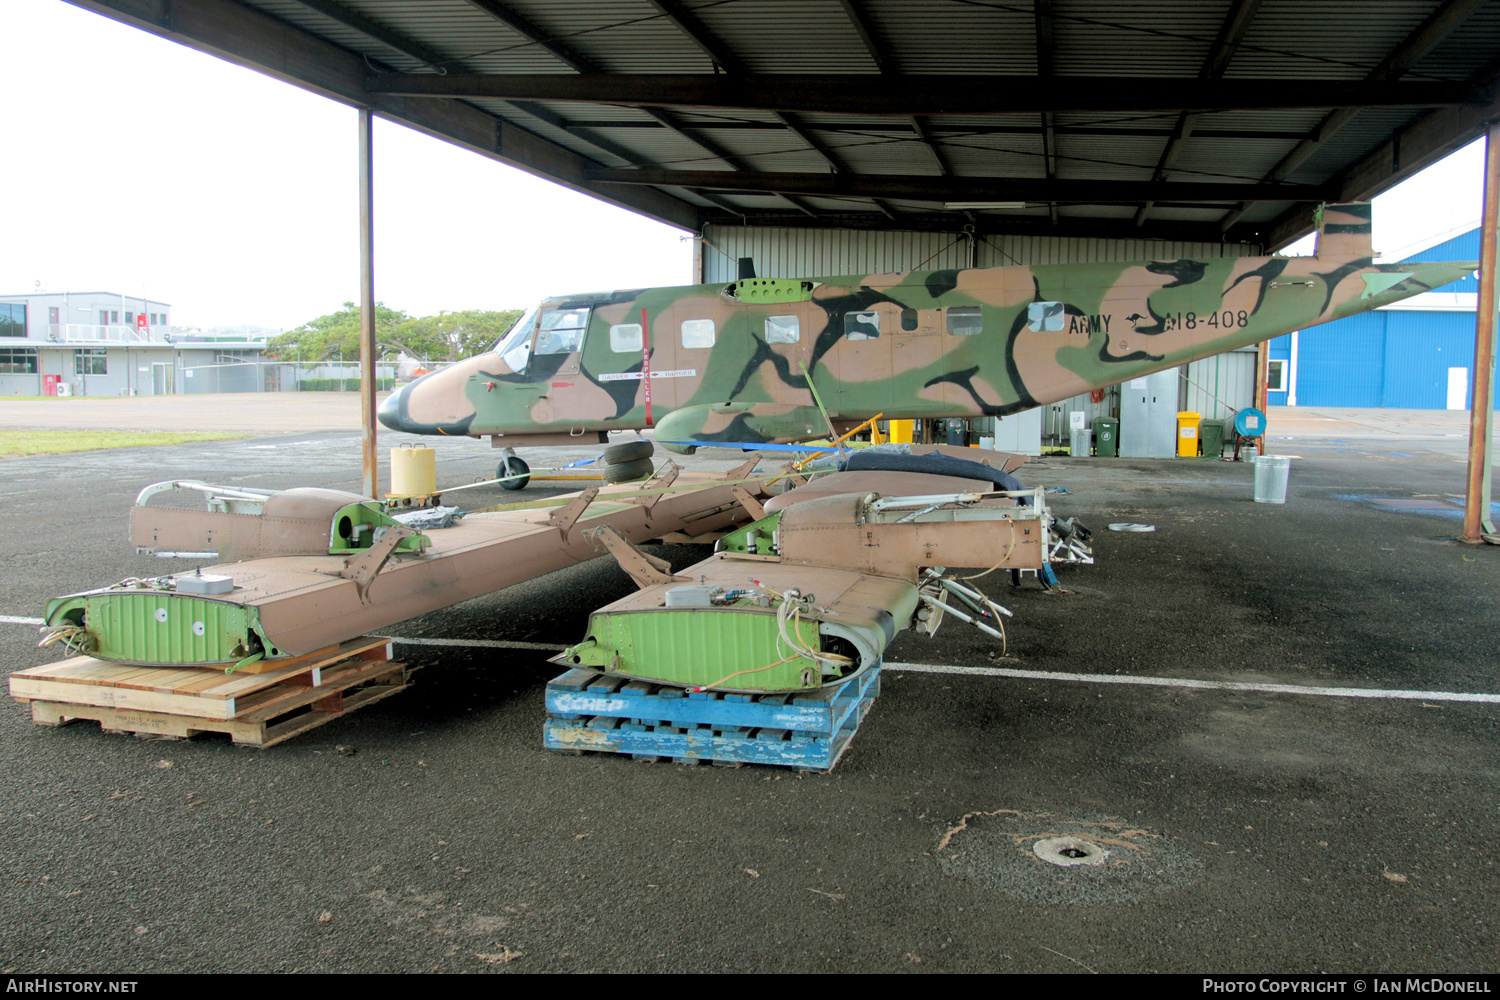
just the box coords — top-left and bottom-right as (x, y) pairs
(498, 456), (530, 490)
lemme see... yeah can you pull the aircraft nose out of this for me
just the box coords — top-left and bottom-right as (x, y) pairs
(378, 382), (412, 432)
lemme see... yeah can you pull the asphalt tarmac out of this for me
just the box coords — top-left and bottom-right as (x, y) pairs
(0, 401), (1496, 974)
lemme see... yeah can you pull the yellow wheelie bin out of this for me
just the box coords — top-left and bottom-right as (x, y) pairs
(1176, 411), (1202, 457)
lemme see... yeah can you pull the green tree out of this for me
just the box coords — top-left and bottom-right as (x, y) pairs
(386, 309), (526, 362)
(268, 304), (526, 364)
(267, 302), (410, 362)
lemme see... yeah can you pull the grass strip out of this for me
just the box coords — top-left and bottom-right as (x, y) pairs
(0, 430), (249, 458)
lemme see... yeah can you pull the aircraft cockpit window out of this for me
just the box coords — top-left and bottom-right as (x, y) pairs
(844, 310), (881, 340)
(495, 306), (538, 372)
(681, 318), (716, 349)
(947, 305), (984, 336)
(536, 308), (588, 355)
(1026, 302), (1065, 333)
(765, 315), (799, 344)
(610, 323), (643, 353)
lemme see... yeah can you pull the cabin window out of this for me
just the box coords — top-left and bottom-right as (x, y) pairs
(1266, 359), (1287, 392)
(1026, 301), (1065, 333)
(947, 305), (984, 336)
(844, 310), (881, 340)
(610, 323), (643, 353)
(536, 308), (588, 355)
(765, 315), (799, 344)
(681, 318), (716, 349)
(495, 307), (537, 371)
(900, 308), (919, 332)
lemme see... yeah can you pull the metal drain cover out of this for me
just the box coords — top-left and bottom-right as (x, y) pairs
(938, 810), (1201, 905)
(1033, 835), (1108, 867)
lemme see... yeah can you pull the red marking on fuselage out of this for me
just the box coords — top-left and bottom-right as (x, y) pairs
(641, 306), (653, 427)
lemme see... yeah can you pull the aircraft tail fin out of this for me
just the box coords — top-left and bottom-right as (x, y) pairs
(1315, 202), (1373, 259)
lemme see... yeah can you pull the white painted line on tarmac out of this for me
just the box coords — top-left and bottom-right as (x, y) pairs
(5, 619), (1495, 704)
(883, 661), (1500, 704)
(378, 636), (566, 652)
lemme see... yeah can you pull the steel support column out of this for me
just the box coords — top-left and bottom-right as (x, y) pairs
(1462, 121), (1500, 544)
(358, 108), (378, 501)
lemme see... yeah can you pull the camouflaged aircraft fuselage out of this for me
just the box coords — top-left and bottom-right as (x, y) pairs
(379, 205), (1476, 452)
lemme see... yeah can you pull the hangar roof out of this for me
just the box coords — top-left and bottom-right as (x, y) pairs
(71, 0), (1500, 249)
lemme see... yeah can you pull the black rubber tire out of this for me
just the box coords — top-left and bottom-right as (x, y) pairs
(498, 456), (530, 490)
(603, 457), (655, 484)
(603, 440), (654, 464)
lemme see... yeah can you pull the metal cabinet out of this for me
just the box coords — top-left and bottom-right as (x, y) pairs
(1119, 368), (1179, 458)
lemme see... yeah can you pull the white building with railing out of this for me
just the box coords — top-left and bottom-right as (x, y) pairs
(0, 291), (275, 396)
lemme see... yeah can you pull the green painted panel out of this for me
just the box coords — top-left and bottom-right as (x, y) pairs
(567, 608), (821, 689)
(73, 594), (264, 665)
(716, 511), (782, 555)
(726, 278), (817, 304)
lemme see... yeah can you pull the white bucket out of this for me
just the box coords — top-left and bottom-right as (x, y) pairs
(1253, 455), (1291, 504)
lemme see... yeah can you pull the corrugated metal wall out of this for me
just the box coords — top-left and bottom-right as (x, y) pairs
(1382, 311), (1478, 409)
(1181, 348), (1258, 420)
(1403, 230), (1481, 296)
(699, 226), (1260, 282)
(1288, 309), (1493, 410)
(1297, 312), (1387, 408)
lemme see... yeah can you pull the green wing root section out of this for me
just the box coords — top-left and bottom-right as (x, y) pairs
(45, 592), (279, 668)
(562, 607), (823, 691)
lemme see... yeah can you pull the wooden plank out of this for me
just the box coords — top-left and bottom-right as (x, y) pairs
(10, 676), (242, 720)
(11, 641), (404, 723)
(253, 681), (408, 748)
(22, 665), (411, 748)
(231, 663), (405, 722)
(11, 637), (389, 707)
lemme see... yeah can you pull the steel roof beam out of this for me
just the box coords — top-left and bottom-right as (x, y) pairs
(1219, 0), (1487, 233)
(1241, 58), (1500, 248)
(288, 0), (706, 208)
(456, 1), (766, 214)
(461, 0), (601, 73)
(367, 73), (1487, 114)
(461, 0), (810, 216)
(838, 0), (950, 176)
(706, 210), (1252, 245)
(1135, 0), (1263, 227)
(552, 120), (1314, 141)
(641, 1), (864, 218)
(1034, 0), (1058, 225)
(587, 168), (1330, 204)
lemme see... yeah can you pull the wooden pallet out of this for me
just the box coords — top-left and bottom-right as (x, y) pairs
(543, 665), (880, 772)
(10, 638), (410, 748)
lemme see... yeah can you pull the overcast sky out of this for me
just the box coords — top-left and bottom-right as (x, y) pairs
(0, 0), (1486, 331)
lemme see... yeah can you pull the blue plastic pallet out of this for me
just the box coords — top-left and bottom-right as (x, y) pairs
(543, 664), (881, 772)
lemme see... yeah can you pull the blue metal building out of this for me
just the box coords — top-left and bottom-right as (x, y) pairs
(1267, 228), (1490, 410)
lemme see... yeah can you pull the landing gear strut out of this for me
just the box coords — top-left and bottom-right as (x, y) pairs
(497, 448), (530, 491)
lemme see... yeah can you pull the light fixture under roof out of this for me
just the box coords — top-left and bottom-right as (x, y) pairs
(943, 201), (1026, 210)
